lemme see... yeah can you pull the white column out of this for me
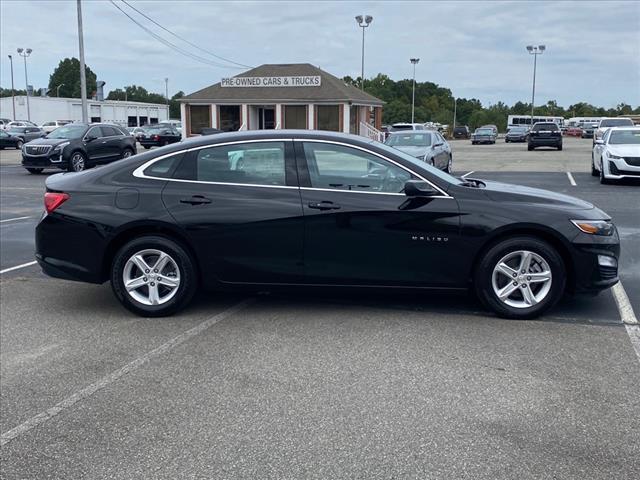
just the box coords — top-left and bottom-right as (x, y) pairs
(275, 104), (282, 129)
(180, 103), (187, 139)
(307, 104), (314, 130)
(242, 104), (249, 130)
(210, 104), (217, 129)
(343, 103), (350, 133)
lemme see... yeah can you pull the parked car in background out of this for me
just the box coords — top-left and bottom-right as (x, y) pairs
(34, 130), (620, 319)
(594, 118), (634, 145)
(0, 130), (24, 149)
(481, 124), (498, 135)
(139, 125), (182, 149)
(581, 124), (597, 139)
(385, 130), (453, 172)
(6, 126), (46, 143)
(21, 123), (137, 174)
(565, 126), (583, 137)
(41, 120), (72, 133)
(591, 127), (640, 183)
(127, 126), (147, 140)
(471, 127), (496, 144)
(0, 118), (12, 130)
(159, 120), (182, 134)
(452, 126), (470, 139)
(505, 126), (529, 143)
(389, 122), (426, 132)
(528, 122), (562, 150)
(8, 120), (38, 128)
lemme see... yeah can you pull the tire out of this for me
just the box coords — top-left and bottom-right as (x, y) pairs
(471, 141), (476, 145)
(527, 144), (533, 151)
(474, 236), (566, 319)
(144, 146), (151, 150)
(121, 148), (134, 159)
(600, 162), (610, 184)
(162, 140), (168, 147)
(444, 155), (452, 174)
(26, 168), (43, 174)
(111, 235), (198, 317)
(16, 139), (24, 149)
(591, 156), (599, 177)
(68, 151), (86, 172)
(557, 144), (563, 151)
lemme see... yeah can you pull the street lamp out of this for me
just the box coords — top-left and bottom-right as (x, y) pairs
(453, 97), (457, 130)
(410, 58), (419, 123)
(355, 15), (373, 91)
(526, 44), (545, 127)
(17, 48), (33, 121)
(7, 55), (16, 119)
(56, 83), (65, 97)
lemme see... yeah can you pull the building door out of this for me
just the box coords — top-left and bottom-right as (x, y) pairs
(258, 107), (275, 129)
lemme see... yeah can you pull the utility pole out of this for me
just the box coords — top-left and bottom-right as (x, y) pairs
(410, 58), (419, 123)
(77, 0), (88, 123)
(453, 97), (457, 129)
(7, 55), (16, 119)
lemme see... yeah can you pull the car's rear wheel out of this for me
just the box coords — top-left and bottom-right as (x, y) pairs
(474, 236), (565, 319)
(557, 144), (563, 151)
(445, 155), (452, 173)
(69, 151), (86, 172)
(111, 235), (197, 317)
(16, 139), (23, 149)
(527, 144), (534, 151)
(121, 148), (134, 159)
(26, 168), (43, 174)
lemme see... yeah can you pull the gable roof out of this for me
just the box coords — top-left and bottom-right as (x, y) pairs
(182, 63), (384, 106)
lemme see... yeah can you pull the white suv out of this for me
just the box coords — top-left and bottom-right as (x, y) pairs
(594, 117), (634, 145)
(40, 120), (72, 133)
(389, 122), (425, 132)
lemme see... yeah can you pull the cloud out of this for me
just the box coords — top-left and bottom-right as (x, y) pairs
(1, 0), (638, 108)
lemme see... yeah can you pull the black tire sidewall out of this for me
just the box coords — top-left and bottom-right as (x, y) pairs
(474, 236), (566, 319)
(111, 235), (197, 317)
(68, 151), (86, 172)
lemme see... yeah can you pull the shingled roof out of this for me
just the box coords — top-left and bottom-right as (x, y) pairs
(182, 63), (384, 106)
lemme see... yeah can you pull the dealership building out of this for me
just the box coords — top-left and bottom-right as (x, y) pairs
(0, 95), (169, 127)
(180, 63), (384, 139)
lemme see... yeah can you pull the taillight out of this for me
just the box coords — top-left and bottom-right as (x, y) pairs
(44, 192), (70, 214)
(153, 135), (159, 140)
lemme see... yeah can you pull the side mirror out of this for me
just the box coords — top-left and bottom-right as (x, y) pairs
(433, 142), (443, 148)
(594, 139), (604, 145)
(85, 135), (97, 142)
(404, 180), (439, 197)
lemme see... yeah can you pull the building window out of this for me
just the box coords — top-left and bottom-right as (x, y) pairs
(90, 116), (101, 123)
(316, 105), (340, 132)
(139, 116), (148, 126)
(284, 105), (307, 129)
(127, 116), (138, 127)
(189, 105), (211, 134)
(219, 105), (241, 132)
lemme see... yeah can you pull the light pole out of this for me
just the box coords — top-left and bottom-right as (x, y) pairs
(164, 77), (169, 107)
(56, 83), (65, 97)
(77, 0), (88, 123)
(526, 44), (545, 127)
(16, 48), (32, 121)
(355, 15), (373, 91)
(453, 97), (457, 130)
(410, 58), (419, 123)
(7, 55), (16, 119)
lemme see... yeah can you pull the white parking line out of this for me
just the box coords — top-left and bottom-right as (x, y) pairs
(566, 171), (577, 186)
(612, 282), (637, 325)
(0, 261), (38, 275)
(0, 298), (255, 446)
(462, 171), (475, 178)
(0, 216), (31, 224)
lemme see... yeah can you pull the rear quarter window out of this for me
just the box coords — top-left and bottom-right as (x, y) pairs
(143, 152), (185, 179)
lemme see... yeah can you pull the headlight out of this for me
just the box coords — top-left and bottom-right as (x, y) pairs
(606, 151), (622, 160)
(571, 220), (615, 236)
(53, 141), (70, 152)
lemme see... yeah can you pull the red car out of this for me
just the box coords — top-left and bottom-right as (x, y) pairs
(565, 126), (583, 137)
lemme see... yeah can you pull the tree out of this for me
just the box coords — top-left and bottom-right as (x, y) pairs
(48, 58), (97, 98)
(170, 91), (184, 119)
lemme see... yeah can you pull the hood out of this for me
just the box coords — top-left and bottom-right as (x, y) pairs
(393, 145), (428, 158)
(477, 180), (597, 211)
(607, 145), (640, 157)
(25, 137), (73, 147)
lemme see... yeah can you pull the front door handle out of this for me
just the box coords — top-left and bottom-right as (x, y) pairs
(180, 195), (212, 205)
(308, 201), (341, 211)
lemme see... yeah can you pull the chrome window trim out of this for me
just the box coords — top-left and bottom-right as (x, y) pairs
(297, 139), (452, 198)
(132, 137), (453, 199)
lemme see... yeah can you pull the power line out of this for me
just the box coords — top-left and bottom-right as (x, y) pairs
(120, 0), (252, 69)
(109, 1), (243, 70)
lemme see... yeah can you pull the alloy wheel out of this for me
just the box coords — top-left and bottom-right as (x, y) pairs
(491, 250), (552, 309)
(71, 153), (85, 172)
(122, 150), (133, 158)
(122, 249), (181, 306)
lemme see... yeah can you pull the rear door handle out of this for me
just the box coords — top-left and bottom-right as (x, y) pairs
(180, 195), (212, 205)
(308, 201), (341, 211)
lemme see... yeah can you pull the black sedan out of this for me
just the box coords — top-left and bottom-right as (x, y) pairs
(22, 123), (137, 174)
(139, 125), (181, 149)
(505, 126), (529, 143)
(35, 130), (620, 319)
(0, 129), (24, 149)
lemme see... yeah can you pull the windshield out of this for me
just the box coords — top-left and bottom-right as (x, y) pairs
(601, 119), (633, 127)
(386, 133), (431, 147)
(509, 127), (527, 133)
(46, 125), (87, 139)
(609, 130), (640, 145)
(475, 129), (493, 135)
(532, 123), (558, 131)
(371, 141), (462, 186)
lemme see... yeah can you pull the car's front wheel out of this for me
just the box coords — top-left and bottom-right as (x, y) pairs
(111, 235), (198, 317)
(16, 139), (24, 149)
(26, 168), (43, 174)
(69, 151), (86, 172)
(121, 148), (134, 159)
(591, 155), (599, 176)
(474, 236), (566, 319)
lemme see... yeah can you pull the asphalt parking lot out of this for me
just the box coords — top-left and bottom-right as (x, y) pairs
(1, 136), (639, 478)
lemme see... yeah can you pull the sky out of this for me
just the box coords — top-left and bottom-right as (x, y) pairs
(1, 0), (639, 109)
